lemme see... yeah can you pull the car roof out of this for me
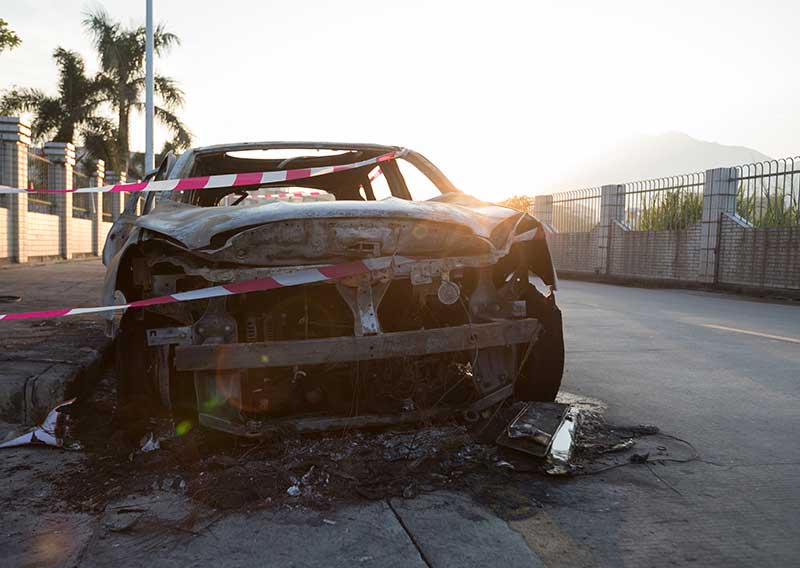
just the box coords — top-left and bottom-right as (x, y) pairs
(190, 141), (403, 156)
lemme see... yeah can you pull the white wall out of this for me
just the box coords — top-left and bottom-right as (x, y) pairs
(0, 206), (9, 260)
(26, 211), (60, 258)
(71, 217), (93, 255)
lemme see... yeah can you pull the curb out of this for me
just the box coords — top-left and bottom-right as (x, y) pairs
(0, 338), (112, 425)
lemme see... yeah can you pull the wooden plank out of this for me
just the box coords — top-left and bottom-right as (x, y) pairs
(174, 319), (540, 371)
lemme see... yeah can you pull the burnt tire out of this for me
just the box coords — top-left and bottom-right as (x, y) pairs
(115, 313), (195, 423)
(115, 314), (158, 407)
(514, 286), (565, 402)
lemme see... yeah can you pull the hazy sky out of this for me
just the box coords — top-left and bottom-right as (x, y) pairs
(1, 0), (798, 199)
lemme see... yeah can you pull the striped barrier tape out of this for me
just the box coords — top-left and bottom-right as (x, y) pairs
(220, 190), (331, 205)
(0, 226), (547, 322)
(0, 255), (415, 322)
(0, 150), (403, 195)
(254, 191), (324, 198)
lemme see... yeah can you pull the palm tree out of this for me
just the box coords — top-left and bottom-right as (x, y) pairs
(0, 18), (21, 54)
(1, 48), (107, 143)
(83, 9), (191, 175)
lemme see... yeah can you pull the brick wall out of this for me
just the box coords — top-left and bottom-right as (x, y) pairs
(1, 209), (114, 263)
(1, 118), (120, 263)
(607, 221), (701, 282)
(548, 217), (799, 293)
(548, 225), (603, 274)
(718, 214), (800, 291)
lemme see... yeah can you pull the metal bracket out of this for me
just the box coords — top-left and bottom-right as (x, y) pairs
(193, 297), (237, 345)
(410, 263), (433, 285)
(336, 276), (389, 336)
(154, 345), (172, 412)
(147, 326), (193, 346)
(474, 345), (516, 395)
(472, 300), (527, 320)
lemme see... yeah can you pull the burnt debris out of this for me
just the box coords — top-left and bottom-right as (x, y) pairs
(47, 368), (691, 516)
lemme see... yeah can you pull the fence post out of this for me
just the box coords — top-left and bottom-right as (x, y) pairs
(599, 184), (625, 273)
(90, 159), (105, 256)
(44, 142), (75, 260)
(533, 194), (554, 228)
(105, 170), (127, 221)
(698, 167), (737, 283)
(0, 117), (31, 263)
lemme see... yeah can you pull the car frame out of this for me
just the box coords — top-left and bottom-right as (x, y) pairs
(102, 142), (563, 436)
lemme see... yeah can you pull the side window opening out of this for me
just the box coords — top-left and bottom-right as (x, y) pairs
(141, 154), (174, 214)
(397, 159), (441, 201)
(122, 192), (141, 216)
(367, 166), (392, 200)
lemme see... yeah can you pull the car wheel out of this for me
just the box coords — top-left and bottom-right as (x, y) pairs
(514, 285), (565, 402)
(115, 313), (158, 407)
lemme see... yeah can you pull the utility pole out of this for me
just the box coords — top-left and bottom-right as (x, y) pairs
(145, 0), (154, 175)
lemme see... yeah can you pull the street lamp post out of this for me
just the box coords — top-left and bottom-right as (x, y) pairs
(145, 0), (154, 175)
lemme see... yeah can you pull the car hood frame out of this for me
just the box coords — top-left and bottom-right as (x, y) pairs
(136, 193), (524, 251)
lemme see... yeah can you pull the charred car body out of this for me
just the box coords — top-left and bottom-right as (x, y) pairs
(102, 142), (563, 436)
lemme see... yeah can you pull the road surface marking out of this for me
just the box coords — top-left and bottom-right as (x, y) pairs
(703, 324), (800, 345)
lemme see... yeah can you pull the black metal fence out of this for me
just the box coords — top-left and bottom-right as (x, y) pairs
(72, 170), (93, 219)
(735, 157), (800, 227)
(623, 172), (705, 231)
(102, 193), (113, 222)
(27, 150), (56, 214)
(551, 187), (601, 232)
(0, 143), (9, 209)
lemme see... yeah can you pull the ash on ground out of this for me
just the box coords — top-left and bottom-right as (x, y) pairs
(52, 369), (679, 515)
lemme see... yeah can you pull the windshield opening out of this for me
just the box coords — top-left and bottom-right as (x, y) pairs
(173, 149), (451, 207)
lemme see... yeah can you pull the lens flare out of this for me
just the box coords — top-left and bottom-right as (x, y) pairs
(175, 419), (193, 436)
(202, 394), (225, 412)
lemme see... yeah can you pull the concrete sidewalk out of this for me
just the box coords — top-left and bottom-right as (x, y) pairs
(0, 260), (110, 426)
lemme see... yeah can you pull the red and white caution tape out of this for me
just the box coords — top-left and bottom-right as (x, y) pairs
(251, 190), (325, 199)
(0, 255), (414, 322)
(368, 167), (383, 182)
(0, 150), (403, 195)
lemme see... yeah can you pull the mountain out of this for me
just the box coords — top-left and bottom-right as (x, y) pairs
(551, 132), (773, 191)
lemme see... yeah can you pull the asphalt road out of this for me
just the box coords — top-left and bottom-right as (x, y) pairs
(546, 280), (800, 566)
(1, 277), (798, 567)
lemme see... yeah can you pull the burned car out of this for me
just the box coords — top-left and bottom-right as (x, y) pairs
(102, 142), (563, 436)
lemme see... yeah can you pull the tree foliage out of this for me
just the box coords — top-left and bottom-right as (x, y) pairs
(736, 184), (799, 228)
(1, 48), (108, 143)
(0, 19), (21, 54)
(500, 195), (534, 212)
(1, 11), (191, 177)
(83, 8), (191, 174)
(635, 190), (702, 231)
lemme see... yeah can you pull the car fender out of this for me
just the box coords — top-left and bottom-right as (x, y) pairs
(100, 224), (144, 335)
